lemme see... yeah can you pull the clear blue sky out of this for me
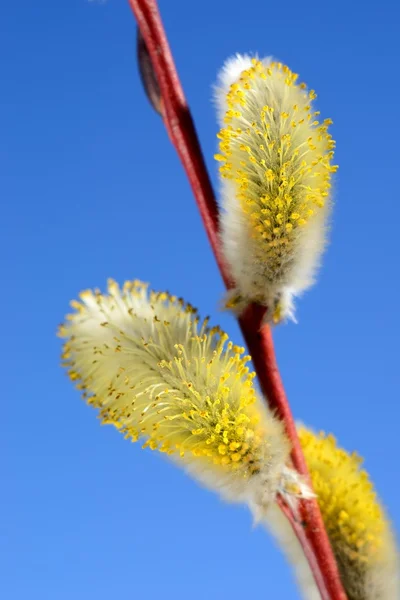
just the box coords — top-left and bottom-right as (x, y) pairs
(2, 1), (399, 598)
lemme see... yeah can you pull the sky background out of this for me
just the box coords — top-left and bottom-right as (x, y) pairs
(1, 0), (399, 598)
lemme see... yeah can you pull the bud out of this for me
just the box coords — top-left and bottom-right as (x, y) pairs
(214, 55), (337, 322)
(59, 278), (293, 509)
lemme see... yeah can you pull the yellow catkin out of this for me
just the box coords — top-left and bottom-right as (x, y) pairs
(59, 279), (290, 504)
(215, 57), (338, 321)
(299, 427), (399, 600)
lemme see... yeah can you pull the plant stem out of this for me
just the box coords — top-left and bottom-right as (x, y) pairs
(128, 1), (347, 598)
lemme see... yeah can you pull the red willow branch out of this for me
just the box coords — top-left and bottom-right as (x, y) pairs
(128, 2), (347, 599)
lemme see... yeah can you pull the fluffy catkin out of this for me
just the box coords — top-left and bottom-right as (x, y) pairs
(59, 278), (296, 510)
(214, 55), (337, 322)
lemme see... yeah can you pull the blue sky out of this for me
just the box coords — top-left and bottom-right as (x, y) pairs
(2, 0), (399, 598)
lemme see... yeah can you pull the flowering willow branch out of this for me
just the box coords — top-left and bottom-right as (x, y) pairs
(129, 1), (347, 599)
